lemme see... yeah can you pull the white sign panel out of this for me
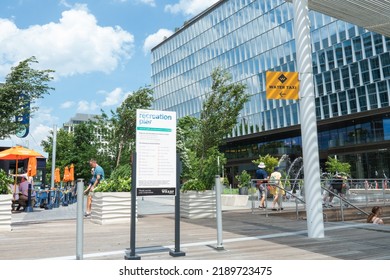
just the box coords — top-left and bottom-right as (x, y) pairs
(136, 109), (176, 196)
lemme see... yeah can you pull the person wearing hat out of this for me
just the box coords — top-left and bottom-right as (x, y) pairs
(255, 162), (268, 209)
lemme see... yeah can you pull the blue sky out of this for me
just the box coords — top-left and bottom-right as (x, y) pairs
(0, 0), (219, 156)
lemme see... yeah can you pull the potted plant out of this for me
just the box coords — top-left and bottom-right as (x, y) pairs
(0, 169), (13, 231)
(236, 170), (251, 195)
(179, 149), (221, 219)
(90, 172), (133, 225)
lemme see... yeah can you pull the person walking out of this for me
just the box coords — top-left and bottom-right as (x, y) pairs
(255, 162), (268, 209)
(84, 159), (104, 217)
(270, 166), (284, 211)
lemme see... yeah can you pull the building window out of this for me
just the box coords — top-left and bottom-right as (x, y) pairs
(370, 57), (381, 82)
(347, 89), (357, 113)
(373, 34), (384, 55)
(353, 37), (363, 61)
(363, 33), (373, 58)
(381, 53), (390, 78)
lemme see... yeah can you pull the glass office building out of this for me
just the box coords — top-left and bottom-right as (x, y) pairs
(151, 0), (390, 180)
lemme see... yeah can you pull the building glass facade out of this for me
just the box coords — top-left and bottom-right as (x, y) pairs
(151, 0), (390, 180)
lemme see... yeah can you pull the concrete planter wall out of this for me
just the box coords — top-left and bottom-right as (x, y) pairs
(0, 194), (12, 231)
(221, 194), (249, 207)
(180, 190), (216, 219)
(91, 192), (135, 225)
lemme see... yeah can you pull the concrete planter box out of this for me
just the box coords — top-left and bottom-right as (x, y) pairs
(221, 194), (249, 207)
(0, 194), (12, 231)
(91, 192), (135, 225)
(180, 190), (216, 219)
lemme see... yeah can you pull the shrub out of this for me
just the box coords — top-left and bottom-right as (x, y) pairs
(93, 176), (131, 192)
(0, 169), (13, 195)
(181, 178), (206, 192)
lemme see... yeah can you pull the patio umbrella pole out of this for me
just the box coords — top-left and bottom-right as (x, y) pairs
(51, 125), (57, 190)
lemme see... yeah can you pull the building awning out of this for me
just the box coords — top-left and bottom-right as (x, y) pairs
(285, 0), (390, 37)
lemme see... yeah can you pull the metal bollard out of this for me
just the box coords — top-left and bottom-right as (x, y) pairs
(76, 179), (84, 260)
(25, 183), (34, 212)
(45, 189), (53, 210)
(215, 175), (224, 250)
(53, 190), (60, 208)
(62, 190), (69, 206)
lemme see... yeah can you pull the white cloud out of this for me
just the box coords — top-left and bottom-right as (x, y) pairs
(164, 0), (219, 16)
(60, 101), (75, 109)
(77, 100), (99, 113)
(101, 87), (128, 107)
(0, 5), (135, 79)
(59, 0), (72, 8)
(143, 29), (174, 55)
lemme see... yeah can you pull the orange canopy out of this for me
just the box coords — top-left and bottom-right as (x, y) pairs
(0, 146), (43, 186)
(27, 157), (37, 177)
(54, 168), (61, 183)
(69, 164), (74, 181)
(0, 145), (43, 160)
(63, 166), (70, 182)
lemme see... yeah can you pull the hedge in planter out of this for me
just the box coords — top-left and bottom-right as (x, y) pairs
(90, 176), (135, 225)
(0, 170), (13, 231)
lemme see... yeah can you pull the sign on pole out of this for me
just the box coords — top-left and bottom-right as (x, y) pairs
(136, 109), (176, 196)
(266, 71), (300, 100)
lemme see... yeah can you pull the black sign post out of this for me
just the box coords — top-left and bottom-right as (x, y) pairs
(124, 153), (140, 260)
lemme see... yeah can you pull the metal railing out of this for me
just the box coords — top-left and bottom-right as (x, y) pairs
(250, 178), (389, 221)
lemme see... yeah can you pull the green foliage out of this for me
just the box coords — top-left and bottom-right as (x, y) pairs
(92, 163), (132, 192)
(93, 177), (131, 192)
(235, 170), (251, 188)
(223, 187), (238, 194)
(252, 154), (279, 175)
(0, 56), (54, 138)
(108, 86), (154, 167)
(325, 156), (351, 176)
(110, 164), (131, 181)
(41, 122), (104, 183)
(0, 169), (13, 195)
(198, 67), (249, 156)
(181, 147), (226, 191)
(221, 177), (230, 186)
(182, 178), (206, 192)
(178, 68), (249, 191)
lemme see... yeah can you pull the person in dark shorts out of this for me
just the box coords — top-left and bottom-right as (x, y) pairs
(255, 162), (268, 209)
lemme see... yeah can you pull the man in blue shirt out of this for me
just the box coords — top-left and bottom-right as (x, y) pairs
(84, 159), (105, 217)
(255, 162), (268, 209)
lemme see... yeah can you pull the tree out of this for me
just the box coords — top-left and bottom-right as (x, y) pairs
(180, 68), (249, 190)
(252, 154), (279, 175)
(0, 56), (54, 138)
(198, 67), (249, 157)
(41, 123), (103, 184)
(325, 156), (351, 176)
(102, 86), (154, 167)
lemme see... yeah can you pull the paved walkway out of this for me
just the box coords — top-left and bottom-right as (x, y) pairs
(2, 196), (390, 260)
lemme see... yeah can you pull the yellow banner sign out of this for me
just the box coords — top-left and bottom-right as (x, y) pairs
(266, 71), (299, 100)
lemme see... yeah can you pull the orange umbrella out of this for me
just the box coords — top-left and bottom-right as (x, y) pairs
(69, 164), (74, 181)
(27, 157), (37, 177)
(0, 145), (42, 160)
(63, 166), (70, 182)
(0, 146), (43, 187)
(54, 168), (61, 183)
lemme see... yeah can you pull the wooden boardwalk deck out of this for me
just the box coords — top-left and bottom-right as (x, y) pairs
(1, 208), (390, 260)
